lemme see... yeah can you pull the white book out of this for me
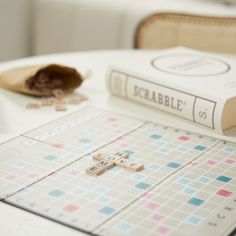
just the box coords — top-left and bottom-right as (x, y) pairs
(106, 47), (236, 133)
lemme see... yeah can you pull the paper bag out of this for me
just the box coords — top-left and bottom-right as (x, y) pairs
(0, 64), (83, 96)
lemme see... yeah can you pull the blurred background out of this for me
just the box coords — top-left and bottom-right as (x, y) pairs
(0, 0), (236, 62)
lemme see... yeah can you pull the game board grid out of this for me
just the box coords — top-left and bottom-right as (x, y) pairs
(94, 141), (235, 236)
(5, 154), (150, 230)
(0, 136), (85, 199)
(22, 112), (144, 158)
(4, 122), (220, 233)
(193, 193), (236, 236)
(1, 107), (235, 236)
(0, 109), (145, 200)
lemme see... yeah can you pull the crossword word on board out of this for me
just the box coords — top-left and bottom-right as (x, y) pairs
(86, 152), (144, 176)
(0, 106), (235, 236)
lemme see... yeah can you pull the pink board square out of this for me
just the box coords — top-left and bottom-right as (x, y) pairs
(119, 143), (129, 148)
(151, 214), (165, 222)
(141, 192), (154, 199)
(69, 170), (80, 176)
(63, 204), (79, 213)
(52, 143), (64, 148)
(146, 202), (159, 210)
(216, 189), (232, 197)
(178, 136), (190, 141)
(156, 226), (170, 234)
(225, 159), (236, 165)
(206, 160), (217, 165)
(108, 117), (117, 122)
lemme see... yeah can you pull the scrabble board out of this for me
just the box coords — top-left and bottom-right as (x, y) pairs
(0, 106), (235, 236)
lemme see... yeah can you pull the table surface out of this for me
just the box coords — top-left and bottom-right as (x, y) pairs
(0, 50), (236, 236)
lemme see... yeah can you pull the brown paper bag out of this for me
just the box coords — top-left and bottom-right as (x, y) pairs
(0, 64), (84, 97)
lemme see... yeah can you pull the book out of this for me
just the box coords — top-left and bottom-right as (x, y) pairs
(106, 47), (236, 133)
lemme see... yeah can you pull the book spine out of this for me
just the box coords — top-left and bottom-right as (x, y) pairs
(107, 67), (217, 130)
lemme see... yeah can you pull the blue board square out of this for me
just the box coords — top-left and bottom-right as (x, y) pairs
(116, 222), (133, 232)
(99, 206), (116, 215)
(194, 145), (207, 151)
(97, 196), (111, 204)
(177, 178), (191, 185)
(73, 187), (85, 195)
(43, 155), (57, 161)
(49, 189), (65, 197)
(135, 182), (151, 190)
(148, 163), (160, 170)
(224, 147), (235, 153)
(79, 138), (91, 143)
(167, 162), (181, 169)
(160, 148), (170, 153)
(150, 134), (161, 140)
(198, 176), (211, 183)
(183, 187), (197, 195)
(14, 161), (27, 167)
(156, 141), (167, 146)
(216, 175), (232, 183)
(133, 173), (145, 180)
(93, 186), (107, 193)
(188, 197), (204, 206)
(187, 215), (203, 225)
(176, 146), (188, 152)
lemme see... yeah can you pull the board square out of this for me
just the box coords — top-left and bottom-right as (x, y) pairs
(186, 215), (203, 225)
(49, 189), (65, 197)
(151, 214), (165, 222)
(188, 198), (204, 206)
(99, 207), (116, 215)
(43, 155), (57, 161)
(156, 226), (170, 234)
(135, 182), (151, 190)
(167, 162), (182, 169)
(179, 136), (190, 141)
(216, 189), (232, 197)
(150, 134), (162, 140)
(116, 222), (133, 232)
(63, 204), (79, 213)
(216, 175), (232, 183)
(194, 145), (207, 151)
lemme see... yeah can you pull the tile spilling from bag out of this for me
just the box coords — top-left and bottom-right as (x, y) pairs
(26, 89), (87, 112)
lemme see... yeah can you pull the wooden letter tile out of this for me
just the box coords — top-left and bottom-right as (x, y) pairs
(125, 162), (144, 172)
(96, 160), (114, 170)
(86, 164), (105, 176)
(92, 153), (109, 161)
(114, 158), (128, 168)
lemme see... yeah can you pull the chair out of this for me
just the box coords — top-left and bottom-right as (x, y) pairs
(135, 13), (236, 53)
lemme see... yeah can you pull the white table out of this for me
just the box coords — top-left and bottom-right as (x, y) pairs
(0, 50), (236, 236)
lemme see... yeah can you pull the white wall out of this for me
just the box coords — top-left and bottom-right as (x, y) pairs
(33, 0), (129, 55)
(0, 0), (32, 62)
(0, 0), (235, 62)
